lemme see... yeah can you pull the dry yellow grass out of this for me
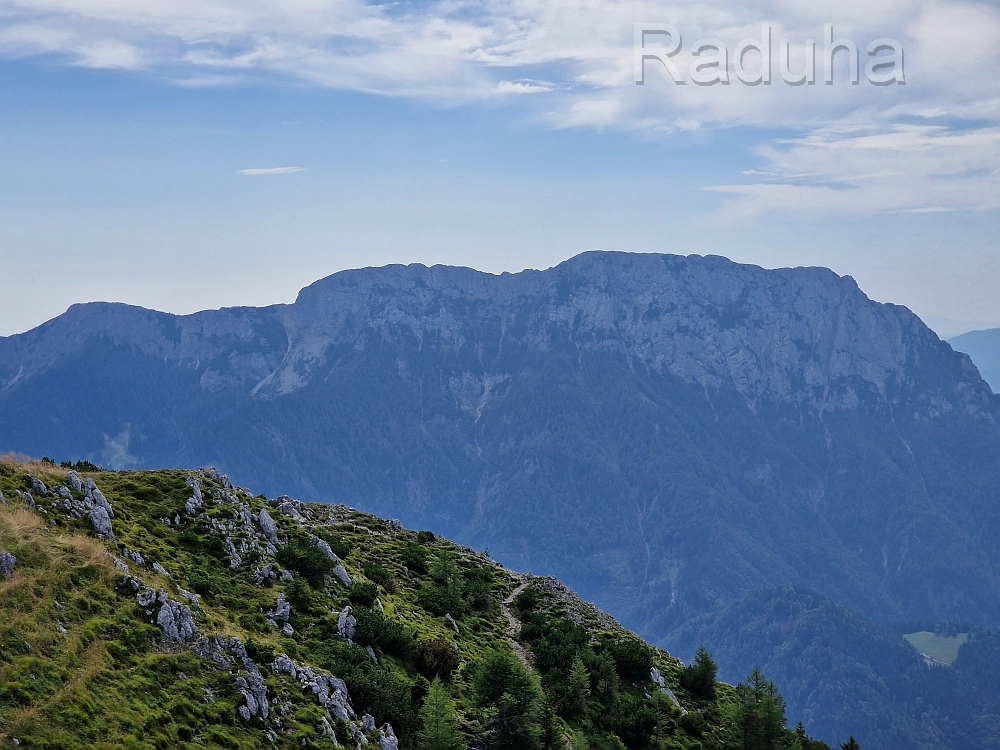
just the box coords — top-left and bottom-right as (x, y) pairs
(0, 506), (45, 533)
(0, 454), (71, 479)
(0, 505), (116, 594)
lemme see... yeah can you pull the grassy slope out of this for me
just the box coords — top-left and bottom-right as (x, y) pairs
(0, 459), (760, 750)
(902, 632), (968, 666)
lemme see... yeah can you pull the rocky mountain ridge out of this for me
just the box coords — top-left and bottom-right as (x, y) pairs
(3, 253), (991, 417)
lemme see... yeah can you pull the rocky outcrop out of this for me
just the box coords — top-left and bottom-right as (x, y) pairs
(195, 635), (269, 721)
(157, 599), (196, 643)
(66, 470), (82, 492)
(258, 508), (278, 546)
(337, 606), (356, 640)
(311, 535), (337, 562)
(29, 477), (47, 496)
(0, 552), (16, 579)
(651, 666), (684, 713)
(271, 652), (397, 742)
(380, 724), (399, 750)
(276, 496), (309, 522)
(137, 588), (196, 643)
(89, 506), (113, 537)
(266, 594), (293, 635)
(185, 476), (203, 515)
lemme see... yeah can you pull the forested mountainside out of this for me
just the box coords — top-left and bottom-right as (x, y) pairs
(0, 458), (837, 749)
(668, 587), (1000, 750)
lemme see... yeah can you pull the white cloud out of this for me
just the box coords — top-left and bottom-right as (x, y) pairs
(708, 124), (1000, 216)
(237, 167), (307, 175)
(496, 80), (554, 94)
(1, 0), (998, 216)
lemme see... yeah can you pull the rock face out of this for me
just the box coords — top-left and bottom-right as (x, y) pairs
(3, 251), (1000, 640)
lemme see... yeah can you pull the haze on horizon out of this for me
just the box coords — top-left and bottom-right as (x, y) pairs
(1, 0), (998, 338)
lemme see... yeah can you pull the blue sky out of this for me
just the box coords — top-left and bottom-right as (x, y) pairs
(1, 0), (998, 337)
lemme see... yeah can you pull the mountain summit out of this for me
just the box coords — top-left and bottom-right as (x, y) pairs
(2, 252), (999, 640)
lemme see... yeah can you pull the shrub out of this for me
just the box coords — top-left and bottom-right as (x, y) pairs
(599, 694), (659, 747)
(245, 637), (276, 666)
(417, 530), (436, 544)
(463, 566), (494, 611)
(285, 577), (313, 611)
(472, 650), (545, 749)
(315, 531), (351, 559)
(607, 636), (654, 683)
(349, 581), (379, 607)
(402, 542), (428, 575)
(513, 585), (540, 615)
(352, 606), (415, 657)
(276, 534), (335, 587)
(363, 561), (392, 586)
(417, 584), (463, 617)
(187, 570), (216, 597)
(415, 638), (460, 680)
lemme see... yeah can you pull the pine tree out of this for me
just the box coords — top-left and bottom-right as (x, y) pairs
(417, 677), (463, 750)
(841, 738), (861, 750)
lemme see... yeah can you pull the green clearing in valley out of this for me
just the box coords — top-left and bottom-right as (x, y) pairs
(904, 631), (969, 666)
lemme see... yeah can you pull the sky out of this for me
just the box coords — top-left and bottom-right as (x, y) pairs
(1, 0), (998, 338)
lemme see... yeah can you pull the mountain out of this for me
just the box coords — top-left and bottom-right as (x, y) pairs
(3, 251), (1000, 745)
(949, 328), (1000, 393)
(0, 458), (834, 749)
(668, 586), (1000, 750)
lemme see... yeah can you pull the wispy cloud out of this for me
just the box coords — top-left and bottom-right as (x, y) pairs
(237, 167), (307, 176)
(708, 124), (1000, 217)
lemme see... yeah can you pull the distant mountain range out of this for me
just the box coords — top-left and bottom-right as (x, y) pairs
(950, 327), (1000, 393)
(3, 251), (1000, 747)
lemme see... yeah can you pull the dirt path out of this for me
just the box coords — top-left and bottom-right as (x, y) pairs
(502, 576), (533, 667)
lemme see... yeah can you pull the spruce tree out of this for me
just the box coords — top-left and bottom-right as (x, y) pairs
(417, 677), (463, 750)
(737, 668), (788, 750)
(681, 645), (718, 699)
(841, 738), (861, 750)
(562, 655), (591, 718)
